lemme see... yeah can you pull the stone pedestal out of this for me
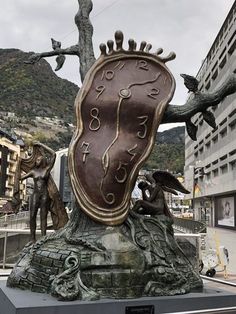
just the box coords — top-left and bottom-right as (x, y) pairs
(1, 281), (236, 314)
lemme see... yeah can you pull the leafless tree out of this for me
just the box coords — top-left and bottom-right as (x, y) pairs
(26, 0), (236, 140)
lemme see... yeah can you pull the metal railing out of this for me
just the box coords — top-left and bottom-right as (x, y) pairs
(0, 228), (54, 269)
(0, 228), (203, 270)
(0, 212), (30, 229)
(174, 217), (207, 233)
(0, 211), (52, 229)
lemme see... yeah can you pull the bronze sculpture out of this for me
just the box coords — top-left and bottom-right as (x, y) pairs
(10, 143), (68, 231)
(132, 171), (190, 217)
(6, 0), (236, 301)
(7, 33), (203, 299)
(20, 142), (56, 242)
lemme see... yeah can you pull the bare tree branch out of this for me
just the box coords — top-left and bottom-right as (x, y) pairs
(25, 0), (236, 140)
(25, 0), (95, 81)
(161, 73), (236, 139)
(163, 73), (236, 123)
(25, 45), (80, 64)
(76, 0), (96, 81)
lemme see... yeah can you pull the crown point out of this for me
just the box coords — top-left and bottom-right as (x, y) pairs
(107, 40), (114, 54)
(115, 30), (124, 50)
(139, 41), (147, 51)
(99, 43), (107, 55)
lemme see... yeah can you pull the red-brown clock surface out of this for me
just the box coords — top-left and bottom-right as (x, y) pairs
(69, 47), (175, 225)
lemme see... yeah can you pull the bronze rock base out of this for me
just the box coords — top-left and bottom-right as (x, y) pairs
(7, 209), (202, 301)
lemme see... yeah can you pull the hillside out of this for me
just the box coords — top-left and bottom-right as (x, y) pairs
(0, 48), (185, 171)
(145, 126), (185, 173)
(0, 48), (78, 122)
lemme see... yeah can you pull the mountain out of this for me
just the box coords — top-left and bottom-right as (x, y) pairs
(0, 48), (78, 121)
(0, 48), (185, 168)
(145, 126), (185, 173)
(157, 126), (185, 144)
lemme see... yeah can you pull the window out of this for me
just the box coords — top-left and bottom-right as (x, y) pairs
(219, 56), (226, 69)
(213, 169), (219, 177)
(229, 149), (236, 156)
(212, 61), (218, 72)
(229, 108), (236, 118)
(205, 81), (211, 90)
(230, 160), (236, 170)
(220, 164), (228, 174)
(205, 73), (211, 82)
(212, 159), (218, 165)
(205, 133), (211, 140)
(228, 30), (236, 45)
(220, 154), (227, 161)
(212, 126), (218, 133)
(212, 69), (218, 80)
(228, 38), (236, 55)
(219, 118), (227, 126)
(219, 47), (226, 60)
(212, 135), (218, 144)
(220, 127), (227, 138)
(229, 119), (236, 131)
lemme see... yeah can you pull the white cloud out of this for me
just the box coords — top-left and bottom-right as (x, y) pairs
(0, 0), (234, 109)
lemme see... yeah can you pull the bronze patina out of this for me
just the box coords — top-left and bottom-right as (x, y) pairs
(20, 142), (56, 242)
(69, 31), (175, 225)
(132, 171), (190, 217)
(7, 0), (236, 302)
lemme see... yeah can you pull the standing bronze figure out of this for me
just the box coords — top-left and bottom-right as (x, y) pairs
(21, 142), (56, 242)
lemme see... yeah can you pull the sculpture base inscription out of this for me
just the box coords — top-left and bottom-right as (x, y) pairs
(126, 305), (154, 314)
(7, 207), (202, 301)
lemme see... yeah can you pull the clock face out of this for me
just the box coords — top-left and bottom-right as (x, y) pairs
(69, 52), (175, 225)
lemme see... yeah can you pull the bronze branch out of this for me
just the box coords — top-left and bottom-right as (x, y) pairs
(25, 0), (236, 140)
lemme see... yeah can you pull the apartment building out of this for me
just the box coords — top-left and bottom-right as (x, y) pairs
(184, 1), (236, 229)
(0, 130), (25, 211)
(51, 148), (73, 206)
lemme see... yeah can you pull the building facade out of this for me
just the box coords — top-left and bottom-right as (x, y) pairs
(184, 2), (236, 229)
(51, 148), (73, 206)
(0, 130), (26, 211)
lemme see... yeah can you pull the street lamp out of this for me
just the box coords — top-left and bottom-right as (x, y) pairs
(192, 166), (206, 220)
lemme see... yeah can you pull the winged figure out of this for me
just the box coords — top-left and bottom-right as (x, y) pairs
(132, 170), (190, 217)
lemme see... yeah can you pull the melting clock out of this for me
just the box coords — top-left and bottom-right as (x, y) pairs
(69, 31), (176, 225)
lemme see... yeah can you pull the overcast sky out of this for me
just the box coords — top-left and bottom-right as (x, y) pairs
(1, 0), (235, 130)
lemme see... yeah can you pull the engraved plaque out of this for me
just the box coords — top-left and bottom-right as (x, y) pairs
(126, 305), (154, 314)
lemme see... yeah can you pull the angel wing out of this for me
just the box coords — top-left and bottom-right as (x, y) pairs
(152, 170), (190, 195)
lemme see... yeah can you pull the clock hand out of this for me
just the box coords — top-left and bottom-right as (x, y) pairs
(101, 96), (124, 175)
(100, 96), (124, 205)
(100, 70), (161, 202)
(127, 72), (161, 89)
